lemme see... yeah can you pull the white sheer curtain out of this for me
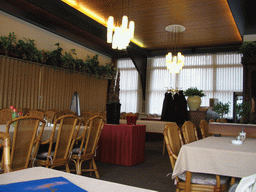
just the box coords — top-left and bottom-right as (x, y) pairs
(146, 52), (243, 118)
(117, 59), (139, 113)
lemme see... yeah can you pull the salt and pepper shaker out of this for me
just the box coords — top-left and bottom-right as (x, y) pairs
(239, 127), (246, 142)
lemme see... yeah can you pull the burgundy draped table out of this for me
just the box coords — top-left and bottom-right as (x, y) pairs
(95, 124), (146, 166)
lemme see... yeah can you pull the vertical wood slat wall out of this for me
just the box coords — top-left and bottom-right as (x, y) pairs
(0, 56), (108, 112)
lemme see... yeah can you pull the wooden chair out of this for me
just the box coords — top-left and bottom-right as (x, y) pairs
(61, 110), (77, 116)
(80, 111), (93, 126)
(70, 115), (105, 178)
(49, 109), (62, 119)
(5, 116), (46, 171)
(28, 110), (46, 119)
(217, 118), (228, 123)
(181, 121), (198, 144)
(120, 112), (126, 119)
(0, 132), (11, 173)
(163, 122), (183, 157)
(199, 119), (209, 138)
(0, 109), (12, 124)
(164, 122), (230, 192)
(209, 119), (215, 122)
(36, 115), (81, 172)
(22, 108), (31, 116)
(45, 110), (56, 124)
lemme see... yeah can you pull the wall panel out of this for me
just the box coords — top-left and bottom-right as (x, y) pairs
(0, 56), (108, 113)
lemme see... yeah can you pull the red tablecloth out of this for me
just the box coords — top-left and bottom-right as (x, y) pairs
(95, 124), (146, 166)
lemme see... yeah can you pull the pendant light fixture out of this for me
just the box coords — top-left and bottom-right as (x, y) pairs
(165, 24), (185, 73)
(107, 0), (135, 50)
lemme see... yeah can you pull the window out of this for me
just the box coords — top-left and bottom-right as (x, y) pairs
(117, 59), (139, 113)
(146, 52), (243, 118)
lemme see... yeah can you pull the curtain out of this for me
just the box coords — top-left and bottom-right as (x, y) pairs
(117, 59), (139, 113)
(146, 52), (243, 118)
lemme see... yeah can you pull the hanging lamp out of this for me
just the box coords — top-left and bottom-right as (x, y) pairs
(107, 0), (135, 50)
(165, 24), (185, 73)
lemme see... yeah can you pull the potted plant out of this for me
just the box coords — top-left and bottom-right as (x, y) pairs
(184, 87), (205, 111)
(239, 41), (256, 57)
(106, 70), (120, 124)
(213, 102), (230, 122)
(235, 101), (252, 123)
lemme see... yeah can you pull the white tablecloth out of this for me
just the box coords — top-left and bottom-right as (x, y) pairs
(0, 124), (84, 142)
(172, 136), (256, 179)
(120, 119), (169, 133)
(0, 167), (157, 192)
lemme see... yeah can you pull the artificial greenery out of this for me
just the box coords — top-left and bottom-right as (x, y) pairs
(184, 87), (205, 97)
(213, 102), (230, 119)
(16, 38), (42, 62)
(0, 32), (116, 78)
(235, 101), (251, 123)
(239, 41), (256, 57)
(0, 32), (17, 56)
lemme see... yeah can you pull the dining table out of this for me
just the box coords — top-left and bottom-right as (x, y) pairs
(119, 119), (168, 133)
(0, 124), (84, 142)
(0, 167), (157, 192)
(95, 123), (146, 166)
(172, 136), (256, 192)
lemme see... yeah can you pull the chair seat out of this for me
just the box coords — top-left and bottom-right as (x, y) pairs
(178, 172), (229, 185)
(37, 151), (54, 159)
(72, 147), (84, 154)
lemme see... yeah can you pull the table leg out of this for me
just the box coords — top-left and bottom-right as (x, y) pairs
(230, 177), (236, 185)
(185, 171), (192, 192)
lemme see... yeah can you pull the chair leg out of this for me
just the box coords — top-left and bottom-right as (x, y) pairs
(65, 163), (70, 173)
(92, 158), (100, 179)
(163, 139), (166, 155)
(77, 160), (82, 175)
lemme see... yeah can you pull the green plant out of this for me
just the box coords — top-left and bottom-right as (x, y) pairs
(0, 32), (17, 55)
(46, 43), (63, 67)
(213, 102), (230, 119)
(184, 87), (205, 97)
(235, 101), (252, 123)
(62, 48), (76, 71)
(239, 41), (256, 57)
(0, 32), (116, 78)
(16, 38), (42, 62)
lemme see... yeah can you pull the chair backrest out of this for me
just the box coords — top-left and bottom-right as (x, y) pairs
(216, 118), (228, 123)
(0, 109), (12, 124)
(199, 119), (209, 138)
(181, 121), (199, 144)
(163, 122), (183, 169)
(61, 110), (77, 116)
(0, 132), (12, 173)
(80, 112), (93, 125)
(22, 108), (31, 116)
(49, 115), (81, 163)
(209, 119), (215, 122)
(45, 110), (56, 124)
(6, 116), (46, 171)
(28, 110), (46, 119)
(80, 115), (105, 156)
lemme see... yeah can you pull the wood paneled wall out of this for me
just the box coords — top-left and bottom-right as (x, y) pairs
(0, 56), (108, 112)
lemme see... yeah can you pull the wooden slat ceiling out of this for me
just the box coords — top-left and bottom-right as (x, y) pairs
(74, 0), (242, 51)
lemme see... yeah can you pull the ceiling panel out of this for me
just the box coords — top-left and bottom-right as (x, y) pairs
(74, 0), (242, 51)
